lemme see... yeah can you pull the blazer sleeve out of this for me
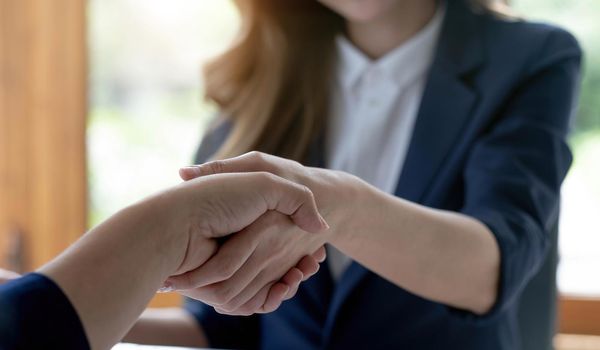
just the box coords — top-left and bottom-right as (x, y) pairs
(184, 118), (261, 349)
(457, 28), (582, 322)
(0, 274), (90, 350)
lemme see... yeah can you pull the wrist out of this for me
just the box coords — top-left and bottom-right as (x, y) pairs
(133, 191), (191, 278)
(317, 171), (369, 245)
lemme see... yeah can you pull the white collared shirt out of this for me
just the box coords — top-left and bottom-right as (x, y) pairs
(326, 4), (445, 281)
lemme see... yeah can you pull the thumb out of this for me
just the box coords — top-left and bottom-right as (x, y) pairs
(179, 166), (202, 181)
(259, 173), (329, 233)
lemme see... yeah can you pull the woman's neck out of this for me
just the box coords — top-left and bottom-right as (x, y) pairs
(346, 0), (438, 59)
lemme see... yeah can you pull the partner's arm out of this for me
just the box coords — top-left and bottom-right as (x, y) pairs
(331, 182), (500, 314)
(1, 172), (327, 350)
(181, 159), (499, 314)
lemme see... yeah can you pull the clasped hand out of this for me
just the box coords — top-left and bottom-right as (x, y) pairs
(168, 152), (358, 316)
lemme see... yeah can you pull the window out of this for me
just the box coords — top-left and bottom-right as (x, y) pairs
(88, 0), (240, 306)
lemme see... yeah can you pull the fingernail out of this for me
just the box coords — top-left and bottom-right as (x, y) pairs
(157, 282), (174, 293)
(181, 166), (202, 177)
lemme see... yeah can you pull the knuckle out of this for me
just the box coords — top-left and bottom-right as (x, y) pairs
(248, 151), (265, 163)
(290, 159), (303, 169)
(207, 160), (225, 174)
(249, 151), (279, 171)
(299, 184), (314, 199)
(256, 171), (277, 185)
(247, 150), (261, 158)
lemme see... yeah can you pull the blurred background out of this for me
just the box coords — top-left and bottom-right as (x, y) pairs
(1, 0), (599, 348)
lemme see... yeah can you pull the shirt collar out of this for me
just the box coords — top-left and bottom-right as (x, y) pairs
(336, 2), (446, 91)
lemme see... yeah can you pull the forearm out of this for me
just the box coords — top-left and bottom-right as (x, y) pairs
(329, 184), (500, 314)
(38, 197), (186, 350)
(124, 308), (208, 347)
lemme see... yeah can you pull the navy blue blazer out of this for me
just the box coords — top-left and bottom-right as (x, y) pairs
(185, 1), (582, 349)
(0, 274), (89, 349)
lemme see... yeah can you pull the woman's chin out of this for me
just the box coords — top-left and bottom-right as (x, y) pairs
(344, 12), (387, 25)
(319, 0), (396, 24)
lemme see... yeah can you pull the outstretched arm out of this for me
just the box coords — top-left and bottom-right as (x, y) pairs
(179, 153), (500, 315)
(1, 172), (327, 350)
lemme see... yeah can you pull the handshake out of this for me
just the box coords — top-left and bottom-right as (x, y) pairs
(1, 151), (362, 350)
(138, 152), (357, 316)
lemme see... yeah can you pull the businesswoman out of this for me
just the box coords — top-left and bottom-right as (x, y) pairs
(127, 0), (582, 349)
(0, 172), (329, 349)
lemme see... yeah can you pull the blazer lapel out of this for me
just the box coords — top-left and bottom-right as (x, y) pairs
(394, 64), (479, 203)
(395, 0), (484, 204)
(321, 0), (486, 339)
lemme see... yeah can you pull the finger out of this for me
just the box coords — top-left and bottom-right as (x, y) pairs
(180, 152), (280, 180)
(183, 156), (329, 233)
(198, 249), (269, 306)
(166, 230), (259, 290)
(218, 257), (303, 315)
(296, 255), (320, 282)
(279, 267), (304, 301)
(258, 174), (328, 233)
(312, 246), (327, 263)
(261, 282), (291, 313)
(179, 166), (202, 181)
(226, 281), (285, 316)
(174, 237), (218, 276)
(212, 281), (289, 316)
(175, 211), (293, 303)
(215, 264), (279, 313)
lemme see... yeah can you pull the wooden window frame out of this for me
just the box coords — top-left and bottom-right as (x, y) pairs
(0, 0), (178, 308)
(0, 0), (87, 271)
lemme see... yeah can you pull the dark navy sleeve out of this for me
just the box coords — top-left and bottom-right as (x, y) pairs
(0, 273), (90, 350)
(456, 28), (582, 322)
(183, 118), (260, 349)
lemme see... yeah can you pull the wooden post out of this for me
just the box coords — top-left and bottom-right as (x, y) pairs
(0, 0), (87, 271)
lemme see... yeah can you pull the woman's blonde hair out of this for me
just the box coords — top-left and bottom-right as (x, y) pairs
(205, 0), (510, 162)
